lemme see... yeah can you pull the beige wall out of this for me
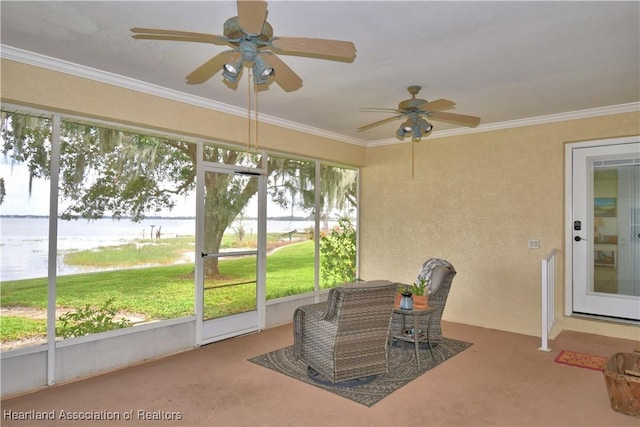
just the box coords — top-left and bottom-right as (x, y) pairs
(360, 114), (640, 341)
(2, 58), (639, 341)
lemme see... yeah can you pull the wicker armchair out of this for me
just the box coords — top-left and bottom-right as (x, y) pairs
(393, 258), (457, 344)
(293, 280), (397, 383)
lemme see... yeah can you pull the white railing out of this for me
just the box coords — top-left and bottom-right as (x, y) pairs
(539, 249), (558, 352)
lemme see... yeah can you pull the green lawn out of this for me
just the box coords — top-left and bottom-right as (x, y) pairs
(1, 240), (316, 342)
(0, 316), (47, 341)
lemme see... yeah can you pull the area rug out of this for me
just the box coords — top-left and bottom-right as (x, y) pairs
(248, 338), (472, 407)
(554, 350), (608, 371)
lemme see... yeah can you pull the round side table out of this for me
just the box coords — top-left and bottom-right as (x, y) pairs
(390, 305), (437, 370)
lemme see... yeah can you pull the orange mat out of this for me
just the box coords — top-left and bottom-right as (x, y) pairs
(554, 350), (608, 371)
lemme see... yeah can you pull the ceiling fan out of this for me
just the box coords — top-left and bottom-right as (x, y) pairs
(358, 86), (481, 141)
(130, 0), (356, 92)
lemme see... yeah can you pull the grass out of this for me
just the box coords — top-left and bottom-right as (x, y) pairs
(0, 316), (47, 341)
(1, 264), (196, 318)
(1, 239), (317, 342)
(266, 243), (316, 297)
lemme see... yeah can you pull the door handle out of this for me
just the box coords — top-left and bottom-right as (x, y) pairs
(574, 236), (588, 242)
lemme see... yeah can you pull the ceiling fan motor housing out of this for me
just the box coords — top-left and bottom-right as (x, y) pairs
(239, 40), (259, 61)
(399, 98), (429, 111)
(399, 85), (427, 111)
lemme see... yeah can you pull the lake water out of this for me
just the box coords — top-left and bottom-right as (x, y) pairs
(0, 217), (315, 281)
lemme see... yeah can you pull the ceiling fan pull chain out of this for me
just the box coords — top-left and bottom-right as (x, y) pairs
(411, 140), (415, 179)
(254, 79), (259, 150)
(247, 67), (252, 152)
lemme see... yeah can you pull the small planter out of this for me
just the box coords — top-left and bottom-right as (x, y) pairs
(412, 294), (428, 309)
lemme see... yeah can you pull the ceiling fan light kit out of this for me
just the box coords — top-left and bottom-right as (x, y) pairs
(396, 116), (434, 141)
(252, 54), (274, 82)
(221, 52), (244, 83)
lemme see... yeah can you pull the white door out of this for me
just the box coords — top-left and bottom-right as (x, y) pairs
(569, 136), (640, 321)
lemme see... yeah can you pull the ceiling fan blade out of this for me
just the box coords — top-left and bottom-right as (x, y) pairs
(357, 115), (404, 132)
(360, 108), (404, 113)
(132, 34), (229, 45)
(428, 111), (481, 127)
(186, 51), (239, 85)
(270, 37), (356, 61)
(260, 52), (303, 92)
(131, 28), (228, 44)
(237, 0), (268, 35)
(416, 98), (456, 112)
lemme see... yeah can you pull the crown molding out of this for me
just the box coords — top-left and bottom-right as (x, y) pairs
(0, 45), (367, 147)
(2, 45), (637, 149)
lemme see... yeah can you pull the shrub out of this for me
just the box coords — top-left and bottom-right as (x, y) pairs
(320, 217), (356, 286)
(56, 298), (132, 338)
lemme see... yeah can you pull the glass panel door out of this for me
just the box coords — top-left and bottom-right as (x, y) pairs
(199, 168), (262, 343)
(615, 163), (640, 296)
(571, 139), (640, 320)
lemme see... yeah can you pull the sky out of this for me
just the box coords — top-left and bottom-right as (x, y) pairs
(0, 157), (51, 216)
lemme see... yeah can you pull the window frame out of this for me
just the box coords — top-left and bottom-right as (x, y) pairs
(0, 105), (360, 356)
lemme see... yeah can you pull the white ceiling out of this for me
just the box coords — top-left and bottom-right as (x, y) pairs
(1, 1), (639, 145)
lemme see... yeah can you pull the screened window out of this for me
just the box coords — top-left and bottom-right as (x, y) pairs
(0, 109), (359, 350)
(266, 156), (316, 298)
(319, 165), (358, 289)
(0, 112), (52, 350)
(54, 121), (197, 340)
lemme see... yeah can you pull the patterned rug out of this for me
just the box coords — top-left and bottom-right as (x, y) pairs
(554, 350), (609, 371)
(248, 338), (472, 407)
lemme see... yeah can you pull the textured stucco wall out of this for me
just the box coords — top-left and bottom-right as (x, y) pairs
(360, 114), (640, 340)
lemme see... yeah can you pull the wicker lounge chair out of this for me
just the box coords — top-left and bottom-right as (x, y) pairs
(392, 258), (457, 344)
(293, 280), (397, 383)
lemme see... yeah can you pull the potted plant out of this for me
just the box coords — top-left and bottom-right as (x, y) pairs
(410, 277), (429, 308)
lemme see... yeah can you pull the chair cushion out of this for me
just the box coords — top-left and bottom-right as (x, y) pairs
(429, 266), (448, 294)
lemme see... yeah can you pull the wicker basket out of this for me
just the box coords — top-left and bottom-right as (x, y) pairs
(603, 352), (640, 417)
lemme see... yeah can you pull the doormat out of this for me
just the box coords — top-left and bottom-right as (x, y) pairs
(554, 350), (609, 371)
(248, 337), (472, 407)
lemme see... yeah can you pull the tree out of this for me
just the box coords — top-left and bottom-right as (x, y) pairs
(318, 164), (357, 232)
(1, 112), (357, 277)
